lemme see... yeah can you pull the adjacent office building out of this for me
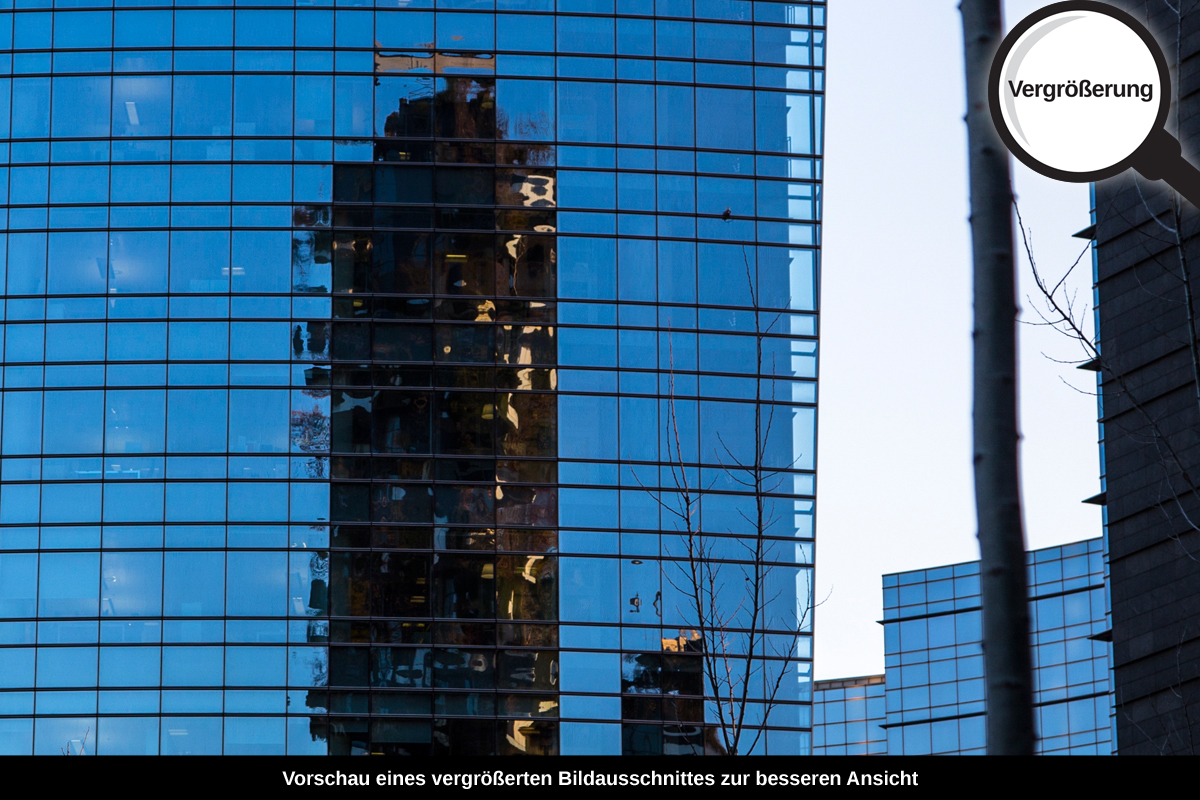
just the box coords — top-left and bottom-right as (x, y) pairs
(1087, 0), (1200, 757)
(0, 0), (825, 754)
(814, 538), (1113, 755)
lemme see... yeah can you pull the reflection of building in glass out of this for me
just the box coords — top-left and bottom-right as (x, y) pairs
(0, 2), (824, 755)
(814, 538), (1113, 755)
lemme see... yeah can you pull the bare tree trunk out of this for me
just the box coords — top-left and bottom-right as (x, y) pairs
(960, 0), (1036, 755)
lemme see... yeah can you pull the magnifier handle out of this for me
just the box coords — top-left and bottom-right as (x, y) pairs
(1132, 128), (1200, 210)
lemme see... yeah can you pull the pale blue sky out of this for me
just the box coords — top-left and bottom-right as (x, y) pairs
(816, 0), (1101, 679)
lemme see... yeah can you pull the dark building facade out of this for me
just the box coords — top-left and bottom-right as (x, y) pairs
(0, 0), (824, 754)
(1092, 0), (1200, 757)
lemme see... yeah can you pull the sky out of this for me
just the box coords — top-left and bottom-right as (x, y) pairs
(815, 0), (1103, 680)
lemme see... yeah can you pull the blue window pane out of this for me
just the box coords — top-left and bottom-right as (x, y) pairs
(166, 483), (227, 524)
(658, 240), (696, 303)
(39, 553), (99, 617)
(107, 324), (167, 363)
(295, 76), (333, 137)
(616, 84), (654, 145)
(13, 78), (50, 138)
(0, 719), (33, 755)
(696, 22), (751, 60)
(51, 77), (110, 138)
(616, 18), (653, 56)
(228, 483), (288, 523)
(558, 395), (617, 459)
(656, 85), (694, 147)
(111, 166), (170, 204)
(173, 76), (233, 137)
(288, 646), (328, 688)
(49, 166), (108, 205)
(45, 323), (104, 363)
(696, 88), (754, 150)
(0, 485), (39, 525)
(0, 649), (35, 689)
(99, 646), (161, 687)
(617, 172), (655, 211)
(232, 165), (291, 204)
(168, 323), (228, 362)
(98, 717), (159, 756)
(2, 392), (42, 455)
(558, 237), (615, 299)
(114, 10), (171, 48)
(560, 489), (619, 528)
(334, 76), (372, 137)
(0, 554), (38, 618)
(47, 232), (108, 295)
(757, 246), (815, 310)
(230, 323), (289, 361)
(560, 327), (616, 367)
(14, 12), (52, 50)
(225, 716), (286, 755)
(561, 722), (621, 754)
(226, 647), (287, 687)
(167, 391), (228, 453)
(37, 646), (99, 687)
(559, 16), (614, 54)
(496, 79), (555, 140)
(436, 12), (494, 50)
(175, 11), (232, 47)
(113, 76), (172, 138)
(228, 391), (290, 454)
(619, 397), (658, 460)
(560, 651), (620, 693)
(287, 716), (328, 755)
(231, 231), (291, 293)
(42, 390), (104, 454)
(656, 19), (692, 57)
(558, 82), (614, 143)
(376, 11), (433, 49)
(235, 10), (294, 47)
(12, 166), (48, 205)
(172, 165), (230, 204)
(497, 14), (552, 52)
(234, 75), (293, 137)
(7, 234), (46, 296)
(101, 552), (163, 618)
(34, 717), (96, 756)
(559, 171), (616, 210)
(335, 9), (373, 47)
(170, 232), (231, 293)
(560, 557), (619, 622)
(227, 552), (288, 617)
(163, 553), (225, 617)
(160, 716), (222, 755)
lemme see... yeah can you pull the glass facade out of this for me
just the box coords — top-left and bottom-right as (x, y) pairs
(0, 0), (823, 755)
(811, 674), (884, 755)
(813, 538), (1113, 756)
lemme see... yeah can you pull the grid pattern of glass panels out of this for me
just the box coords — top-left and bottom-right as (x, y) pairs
(811, 674), (883, 755)
(880, 538), (1112, 756)
(0, 0), (824, 755)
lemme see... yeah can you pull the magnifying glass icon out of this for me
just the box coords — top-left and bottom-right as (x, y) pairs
(990, 0), (1200, 205)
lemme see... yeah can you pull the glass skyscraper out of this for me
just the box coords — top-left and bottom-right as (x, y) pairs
(0, 0), (823, 755)
(814, 538), (1113, 756)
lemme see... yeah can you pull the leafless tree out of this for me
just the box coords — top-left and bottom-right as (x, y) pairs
(1022, 192), (1200, 755)
(631, 251), (817, 756)
(61, 727), (89, 756)
(1017, 0), (1200, 756)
